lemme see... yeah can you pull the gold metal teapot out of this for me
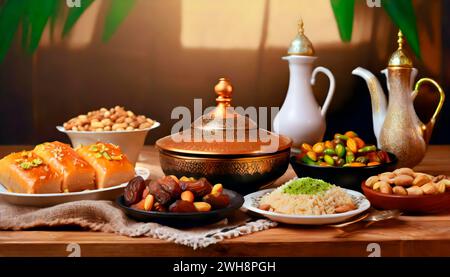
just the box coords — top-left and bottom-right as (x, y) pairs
(352, 31), (445, 167)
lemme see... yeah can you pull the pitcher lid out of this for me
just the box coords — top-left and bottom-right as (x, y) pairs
(388, 30), (413, 68)
(287, 19), (315, 56)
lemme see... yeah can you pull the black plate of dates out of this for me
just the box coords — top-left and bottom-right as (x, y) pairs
(117, 175), (244, 227)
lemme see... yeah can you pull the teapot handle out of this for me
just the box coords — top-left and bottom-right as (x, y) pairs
(414, 78), (445, 140)
(311, 66), (335, 117)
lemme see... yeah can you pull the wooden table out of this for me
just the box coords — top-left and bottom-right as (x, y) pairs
(1, 145), (450, 257)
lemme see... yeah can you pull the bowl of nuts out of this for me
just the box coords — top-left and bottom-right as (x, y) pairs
(362, 168), (450, 214)
(57, 106), (159, 165)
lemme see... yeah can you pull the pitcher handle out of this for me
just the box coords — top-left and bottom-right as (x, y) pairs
(414, 78), (445, 139)
(311, 66), (335, 117)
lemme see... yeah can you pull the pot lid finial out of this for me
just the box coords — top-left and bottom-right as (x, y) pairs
(388, 30), (413, 68)
(287, 18), (315, 56)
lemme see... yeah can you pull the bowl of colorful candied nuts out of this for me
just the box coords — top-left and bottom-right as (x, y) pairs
(362, 168), (450, 214)
(57, 106), (159, 165)
(290, 131), (398, 191)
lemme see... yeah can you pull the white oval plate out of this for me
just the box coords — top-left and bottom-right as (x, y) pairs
(0, 166), (150, 207)
(242, 188), (370, 225)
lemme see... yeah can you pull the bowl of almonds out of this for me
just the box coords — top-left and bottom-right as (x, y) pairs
(57, 106), (159, 165)
(362, 168), (450, 214)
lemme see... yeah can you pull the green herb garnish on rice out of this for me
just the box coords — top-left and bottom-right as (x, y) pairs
(283, 178), (332, 195)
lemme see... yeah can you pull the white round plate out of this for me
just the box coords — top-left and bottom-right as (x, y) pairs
(242, 188), (370, 225)
(0, 166), (149, 207)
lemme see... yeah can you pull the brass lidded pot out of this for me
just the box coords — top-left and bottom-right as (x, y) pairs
(156, 78), (292, 193)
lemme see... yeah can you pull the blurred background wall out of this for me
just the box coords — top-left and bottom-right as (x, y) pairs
(0, 0), (448, 145)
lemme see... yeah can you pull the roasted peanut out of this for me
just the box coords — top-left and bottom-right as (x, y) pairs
(421, 183), (437, 195)
(194, 202), (212, 212)
(63, 107), (155, 132)
(393, 168), (415, 177)
(211, 183), (223, 195)
(437, 179), (450, 191)
(179, 176), (191, 182)
(406, 186), (424, 196)
(144, 194), (155, 211)
(434, 182), (446, 194)
(412, 174), (432, 187)
(131, 199), (146, 210)
(393, 186), (407, 195)
(379, 182), (393, 194)
(393, 175), (414, 187)
(312, 142), (325, 154)
(379, 172), (396, 182)
(373, 181), (388, 192)
(365, 176), (380, 188)
(181, 191), (195, 202)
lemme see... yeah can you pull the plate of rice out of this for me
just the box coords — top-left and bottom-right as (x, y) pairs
(242, 177), (370, 225)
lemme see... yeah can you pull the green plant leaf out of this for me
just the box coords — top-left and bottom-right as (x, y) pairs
(62, 0), (94, 37)
(382, 0), (421, 59)
(330, 0), (355, 42)
(49, 0), (62, 39)
(102, 0), (135, 42)
(0, 0), (27, 62)
(24, 0), (59, 53)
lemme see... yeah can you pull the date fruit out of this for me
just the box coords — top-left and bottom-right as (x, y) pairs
(147, 180), (172, 205)
(124, 176), (146, 206)
(203, 193), (230, 209)
(158, 176), (182, 199)
(180, 178), (212, 198)
(169, 200), (197, 213)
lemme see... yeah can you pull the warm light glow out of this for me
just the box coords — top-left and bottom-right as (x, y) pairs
(181, 0), (373, 50)
(66, 0), (102, 49)
(265, 0), (341, 47)
(181, 0), (265, 49)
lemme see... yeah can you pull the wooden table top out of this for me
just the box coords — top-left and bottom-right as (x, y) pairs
(1, 145), (450, 257)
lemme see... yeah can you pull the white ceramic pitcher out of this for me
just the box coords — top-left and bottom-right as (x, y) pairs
(273, 20), (335, 148)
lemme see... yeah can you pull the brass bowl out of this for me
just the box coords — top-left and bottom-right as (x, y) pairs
(158, 149), (291, 194)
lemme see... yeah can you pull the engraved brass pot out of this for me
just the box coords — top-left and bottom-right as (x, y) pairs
(156, 78), (292, 194)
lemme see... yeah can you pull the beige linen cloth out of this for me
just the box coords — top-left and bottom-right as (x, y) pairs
(0, 200), (276, 249)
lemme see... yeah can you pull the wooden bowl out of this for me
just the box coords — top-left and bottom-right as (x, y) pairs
(362, 182), (450, 214)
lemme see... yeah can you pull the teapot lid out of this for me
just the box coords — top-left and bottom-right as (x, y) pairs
(287, 19), (315, 56)
(388, 30), (413, 68)
(156, 78), (292, 156)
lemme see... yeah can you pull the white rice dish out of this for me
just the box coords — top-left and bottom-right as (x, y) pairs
(260, 178), (356, 215)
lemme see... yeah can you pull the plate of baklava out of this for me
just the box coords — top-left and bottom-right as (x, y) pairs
(0, 141), (149, 207)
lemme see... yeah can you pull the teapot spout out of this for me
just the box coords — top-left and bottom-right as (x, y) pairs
(352, 67), (388, 147)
